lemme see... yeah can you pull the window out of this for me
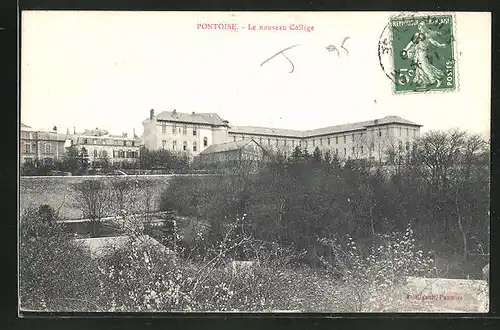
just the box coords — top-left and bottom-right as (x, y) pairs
(94, 149), (98, 158)
(312, 140), (315, 147)
(84, 138), (88, 144)
(259, 137), (262, 144)
(335, 148), (339, 155)
(361, 146), (364, 154)
(132, 141), (135, 146)
(24, 143), (31, 154)
(343, 135), (346, 143)
(352, 147), (355, 154)
(183, 126), (187, 135)
(113, 150), (117, 157)
(378, 130), (382, 137)
(119, 150), (125, 158)
(162, 140), (166, 149)
(361, 133), (364, 139)
(292, 140), (295, 147)
(398, 140), (402, 151)
(242, 135), (245, 140)
(28, 133), (33, 140)
(268, 138), (271, 145)
(275, 139), (278, 146)
(399, 127), (402, 136)
(406, 142), (410, 151)
(203, 137), (208, 147)
(93, 139), (97, 144)
(406, 128), (409, 136)
(183, 141), (187, 151)
(172, 125), (176, 134)
(126, 151), (131, 158)
(328, 138), (331, 145)
(233, 136), (237, 141)
(344, 148), (347, 156)
(304, 141), (308, 148)
(173, 141), (177, 150)
(162, 124), (167, 134)
(25, 157), (33, 164)
(352, 134), (355, 142)
(123, 141), (127, 146)
(320, 139), (323, 146)
(193, 127), (197, 136)
(193, 142), (197, 152)
(284, 139), (287, 146)
(103, 140), (106, 145)
(336, 137), (338, 144)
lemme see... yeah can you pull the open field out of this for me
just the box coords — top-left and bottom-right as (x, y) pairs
(20, 175), (202, 220)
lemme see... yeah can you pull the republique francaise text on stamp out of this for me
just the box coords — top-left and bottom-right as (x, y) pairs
(382, 14), (457, 94)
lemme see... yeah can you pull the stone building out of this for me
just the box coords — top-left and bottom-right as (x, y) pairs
(20, 123), (71, 165)
(196, 139), (266, 168)
(229, 116), (422, 162)
(142, 109), (230, 158)
(142, 109), (422, 163)
(69, 128), (141, 166)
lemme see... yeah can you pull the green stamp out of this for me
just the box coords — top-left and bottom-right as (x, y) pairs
(390, 14), (456, 93)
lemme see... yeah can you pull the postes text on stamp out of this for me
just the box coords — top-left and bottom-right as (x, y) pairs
(390, 14), (456, 93)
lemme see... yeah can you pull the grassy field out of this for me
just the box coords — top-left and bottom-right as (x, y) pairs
(20, 175), (187, 220)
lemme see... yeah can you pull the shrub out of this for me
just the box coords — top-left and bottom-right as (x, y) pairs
(19, 205), (99, 311)
(318, 224), (436, 312)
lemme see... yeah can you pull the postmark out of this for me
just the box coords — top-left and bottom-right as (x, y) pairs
(378, 13), (458, 94)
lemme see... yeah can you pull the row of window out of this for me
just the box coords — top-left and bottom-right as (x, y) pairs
(23, 143), (54, 154)
(233, 128), (418, 148)
(82, 138), (135, 147)
(162, 123), (198, 137)
(91, 149), (139, 159)
(162, 137), (208, 152)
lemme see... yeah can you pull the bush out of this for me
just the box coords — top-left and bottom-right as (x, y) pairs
(19, 205), (99, 311)
(318, 224), (436, 312)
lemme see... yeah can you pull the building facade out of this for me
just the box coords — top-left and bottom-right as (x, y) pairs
(142, 109), (422, 163)
(228, 116), (422, 162)
(70, 128), (141, 166)
(197, 139), (266, 165)
(20, 123), (70, 165)
(142, 109), (229, 158)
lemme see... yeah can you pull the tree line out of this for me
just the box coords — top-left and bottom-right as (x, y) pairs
(160, 129), (490, 278)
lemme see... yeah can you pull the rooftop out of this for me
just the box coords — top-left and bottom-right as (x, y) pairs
(199, 139), (260, 155)
(153, 110), (228, 126)
(73, 235), (174, 257)
(230, 116), (422, 138)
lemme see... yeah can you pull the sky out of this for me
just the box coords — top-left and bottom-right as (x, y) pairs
(21, 11), (491, 137)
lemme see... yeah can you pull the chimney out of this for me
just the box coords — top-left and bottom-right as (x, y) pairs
(53, 126), (57, 132)
(150, 109), (154, 120)
(73, 126), (76, 134)
(133, 128), (136, 137)
(192, 111), (195, 116)
(172, 109), (177, 116)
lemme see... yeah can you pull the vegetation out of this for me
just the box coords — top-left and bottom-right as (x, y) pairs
(19, 129), (489, 312)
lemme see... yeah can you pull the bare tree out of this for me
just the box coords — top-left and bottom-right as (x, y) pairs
(71, 180), (112, 237)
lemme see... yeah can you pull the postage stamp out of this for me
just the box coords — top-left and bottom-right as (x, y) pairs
(388, 14), (457, 93)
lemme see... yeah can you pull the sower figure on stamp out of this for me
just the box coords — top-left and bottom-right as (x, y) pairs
(400, 21), (446, 88)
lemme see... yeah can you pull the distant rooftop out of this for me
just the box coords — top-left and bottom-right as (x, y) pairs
(230, 116), (422, 138)
(199, 138), (260, 155)
(73, 235), (174, 257)
(152, 109), (229, 126)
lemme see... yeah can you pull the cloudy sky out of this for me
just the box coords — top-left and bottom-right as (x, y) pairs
(21, 11), (490, 137)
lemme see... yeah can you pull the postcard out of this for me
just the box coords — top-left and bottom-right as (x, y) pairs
(19, 10), (490, 314)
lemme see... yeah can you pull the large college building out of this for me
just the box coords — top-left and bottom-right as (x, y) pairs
(142, 109), (422, 162)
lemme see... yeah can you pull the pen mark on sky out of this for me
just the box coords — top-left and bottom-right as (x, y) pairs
(260, 44), (300, 73)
